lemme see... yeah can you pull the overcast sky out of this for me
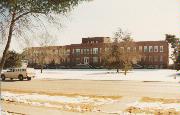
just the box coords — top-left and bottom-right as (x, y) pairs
(46, 0), (180, 45)
(10, 0), (180, 51)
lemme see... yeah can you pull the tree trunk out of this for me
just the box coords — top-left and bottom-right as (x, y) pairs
(117, 68), (119, 73)
(173, 61), (176, 70)
(124, 70), (127, 75)
(0, 11), (16, 74)
(41, 64), (43, 73)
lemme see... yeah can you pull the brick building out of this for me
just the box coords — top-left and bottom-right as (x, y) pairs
(26, 37), (169, 69)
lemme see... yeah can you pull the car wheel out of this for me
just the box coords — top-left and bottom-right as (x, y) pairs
(18, 75), (24, 81)
(1, 74), (5, 81)
(27, 77), (31, 81)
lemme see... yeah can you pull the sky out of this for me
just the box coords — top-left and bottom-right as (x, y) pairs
(7, 0), (180, 51)
(44, 0), (180, 46)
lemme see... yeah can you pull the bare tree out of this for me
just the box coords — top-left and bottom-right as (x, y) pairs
(0, 0), (90, 74)
(119, 40), (140, 75)
(102, 28), (140, 75)
(102, 42), (123, 73)
(26, 33), (56, 73)
(56, 46), (67, 65)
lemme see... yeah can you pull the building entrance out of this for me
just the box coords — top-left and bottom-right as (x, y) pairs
(84, 57), (89, 64)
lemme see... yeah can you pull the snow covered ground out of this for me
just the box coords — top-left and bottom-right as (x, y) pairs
(35, 69), (180, 82)
(1, 91), (118, 106)
(1, 91), (119, 113)
(128, 101), (180, 112)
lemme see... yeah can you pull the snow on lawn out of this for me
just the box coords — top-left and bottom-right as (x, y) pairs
(128, 101), (180, 111)
(35, 69), (180, 82)
(1, 91), (119, 112)
(126, 101), (180, 115)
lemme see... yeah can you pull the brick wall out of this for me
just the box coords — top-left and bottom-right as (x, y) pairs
(28, 37), (169, 68)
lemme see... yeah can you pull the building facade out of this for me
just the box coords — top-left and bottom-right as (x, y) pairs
(26, 37), (169, 69)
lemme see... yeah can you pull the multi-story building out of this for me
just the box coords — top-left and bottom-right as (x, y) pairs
(135, 41), (169, 68)
(26, 37), (169, 69)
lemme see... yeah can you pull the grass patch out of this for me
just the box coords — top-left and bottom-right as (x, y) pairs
(141, 97), (180, 104)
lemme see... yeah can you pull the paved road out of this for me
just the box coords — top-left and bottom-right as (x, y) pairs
(1, 79), (180, 115)
(1, 79), (180, 98)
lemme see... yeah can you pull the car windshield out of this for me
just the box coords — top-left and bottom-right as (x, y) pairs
(6, 69), (12, 72)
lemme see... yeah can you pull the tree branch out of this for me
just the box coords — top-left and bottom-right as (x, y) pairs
(14, 11), (46, 22)
(14, 11), (32, 21)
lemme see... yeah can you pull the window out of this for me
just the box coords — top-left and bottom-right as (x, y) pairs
(75, 49), (81, 55)
(7, 69), (12, 72)
(76, 58), (81, 64)
(52, 49), (55, 53)
(139, 46), (142, 52)
(99, 48), (101, 53)
(81, 49), (83, 54)
(160, 46), (164, 52)
(53, 49), (59, 54)
(133, 47), (136, 52)
(127, 47), (131, 52)
(93, 48), (99, 54)
(87, 49), (90, 54)
(149, 56), (153, 62)
(160, 55), (163, 62)
(144, 46), (148, 52)
(149, 46), (153, 52)
(67, 58), (70, 63)
(154, 56), (158, 62)
(83, 49), (86, 54)
(84, 57), (89, 64)
(160, 65), (163, 69)
(143, 56), (146, 61)
(66, 49), (70, 55)
(60, 49), (65, 55)
(120, 47), (124, 52)
(72, 49), (75, 54)
(105, 48), (109, 52)
(52, 49), (57, 54)
(83, 49), (89, 54)
(154, 46), (158, 52)
(93, 57), (98, 63)
(99, 57), (102, 63)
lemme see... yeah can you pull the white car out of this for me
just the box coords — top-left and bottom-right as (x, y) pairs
(1, 68), (35, 81)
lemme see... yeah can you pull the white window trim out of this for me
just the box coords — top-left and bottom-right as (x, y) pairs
(93, 48), (99, 54)
(139, 46), (142, 52)
(144, 46), (148, 52)
(120, 47), (124, 52)
(127, 47), (131, 52)
(154, 46), (158, 52)
(160, 46), (164, 52)
(93, 57), (98, 63)
(149, 46), (153, 52)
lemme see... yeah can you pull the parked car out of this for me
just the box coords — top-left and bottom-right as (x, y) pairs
(1, 68), (35, 81)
